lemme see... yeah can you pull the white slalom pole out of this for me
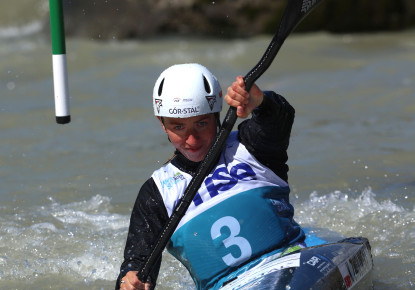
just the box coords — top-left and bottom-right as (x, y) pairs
(49, 0), (71, 124)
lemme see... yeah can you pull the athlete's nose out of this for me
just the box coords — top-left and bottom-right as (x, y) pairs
(185, 128), (200, 146)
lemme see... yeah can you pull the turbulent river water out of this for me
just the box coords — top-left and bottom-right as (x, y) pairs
(1, 2), (415, 289)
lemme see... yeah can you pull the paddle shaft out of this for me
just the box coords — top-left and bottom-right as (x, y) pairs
(138, 0), (323, 282)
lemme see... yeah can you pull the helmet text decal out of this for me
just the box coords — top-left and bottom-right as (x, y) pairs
(168, 107), (200, 115)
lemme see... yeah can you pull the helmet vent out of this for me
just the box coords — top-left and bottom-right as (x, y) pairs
(158, 78), (165, 96)
(203, 75), (211, 94)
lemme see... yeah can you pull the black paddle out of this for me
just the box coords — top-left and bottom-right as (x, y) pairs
(138, 0), (323, 282)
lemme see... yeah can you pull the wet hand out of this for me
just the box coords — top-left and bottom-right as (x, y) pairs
(120, 271), (151, 290)
(225, 76), (264, 118)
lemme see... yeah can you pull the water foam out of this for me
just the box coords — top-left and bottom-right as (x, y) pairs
(1, 189), (413, 288)
(0, 21), (43, 39)
(295, 187), (415, 288)
(0, 195), (128, 285)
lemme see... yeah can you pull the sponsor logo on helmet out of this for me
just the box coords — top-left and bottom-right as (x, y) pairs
(155, 99), (163, 113)
(168, 106), (200, 115)
(206, 96), (217, 111)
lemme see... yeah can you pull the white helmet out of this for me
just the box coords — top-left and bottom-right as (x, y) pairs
(153, 63), (222, 118)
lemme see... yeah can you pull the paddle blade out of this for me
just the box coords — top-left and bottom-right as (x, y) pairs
(244, 0), (324, 91)
(278, 0), (324, 40)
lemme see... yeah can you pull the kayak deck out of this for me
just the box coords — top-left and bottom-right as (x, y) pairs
(220, 237), (373, 289)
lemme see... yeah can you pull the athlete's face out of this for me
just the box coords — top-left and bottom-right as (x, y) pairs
(159, 114), (217, 162)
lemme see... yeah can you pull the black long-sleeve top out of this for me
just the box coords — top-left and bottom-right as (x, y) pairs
(116, 91), (295, 289)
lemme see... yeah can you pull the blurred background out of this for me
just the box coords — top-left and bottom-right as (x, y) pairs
(3, 0), (415, 40)
(61, 0), (415, 38)
(1, 0), (414, 289)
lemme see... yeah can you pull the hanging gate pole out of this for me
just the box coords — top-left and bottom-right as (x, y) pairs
(49, 0), (71, 124)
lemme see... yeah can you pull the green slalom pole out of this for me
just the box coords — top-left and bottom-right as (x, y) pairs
(49, 0), (70, 124)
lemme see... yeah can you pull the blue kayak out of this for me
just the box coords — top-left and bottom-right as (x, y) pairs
(219, 233), (373, 290)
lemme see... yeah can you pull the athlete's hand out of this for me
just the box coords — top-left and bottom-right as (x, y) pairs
(225, 76), (264, 118)
(120, 271), (151, 290)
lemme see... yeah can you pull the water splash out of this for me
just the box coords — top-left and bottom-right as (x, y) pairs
(0, 21), (43, 39)
(295, 187), (415, 288)
(0, 195), (128, 287)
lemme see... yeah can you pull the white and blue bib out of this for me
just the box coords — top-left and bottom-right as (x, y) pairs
(152, 132), (304, 289)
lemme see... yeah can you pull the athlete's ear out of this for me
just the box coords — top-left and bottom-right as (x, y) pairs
(157, 116), (167, 133)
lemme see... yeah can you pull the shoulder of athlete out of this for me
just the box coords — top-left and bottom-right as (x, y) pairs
(133, 177), (168, 218)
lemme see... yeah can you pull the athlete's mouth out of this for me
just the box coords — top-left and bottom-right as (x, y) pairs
(185, 146), (201, 152)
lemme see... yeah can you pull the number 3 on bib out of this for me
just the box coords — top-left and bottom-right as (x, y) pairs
(210, 216), (252, 266)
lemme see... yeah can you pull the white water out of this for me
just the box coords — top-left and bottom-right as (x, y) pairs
(1, 3), (415, 289)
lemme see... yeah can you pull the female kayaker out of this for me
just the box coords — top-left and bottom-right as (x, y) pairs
(116, 63), (305, 290)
